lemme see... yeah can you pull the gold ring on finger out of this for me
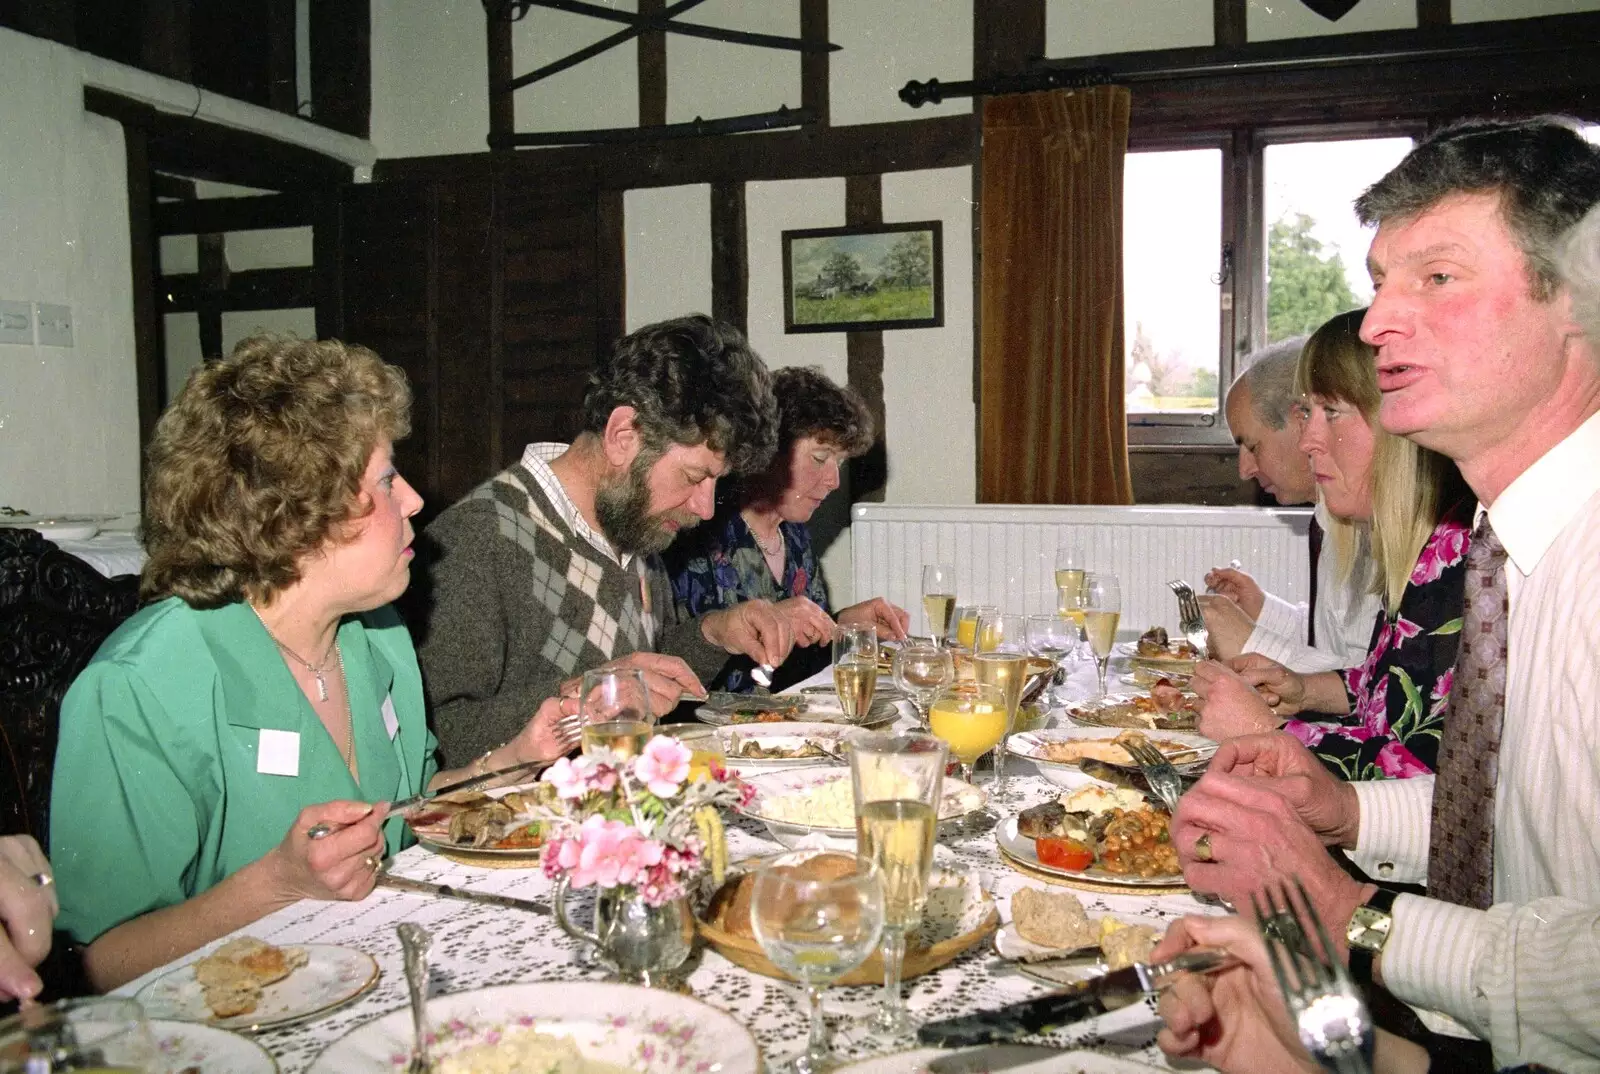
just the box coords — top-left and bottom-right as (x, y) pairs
(1193, 833), (1215, 863)
(364, 856), (380, 870)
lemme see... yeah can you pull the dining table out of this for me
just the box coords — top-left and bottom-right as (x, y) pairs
(112, 651), (1224, 1073)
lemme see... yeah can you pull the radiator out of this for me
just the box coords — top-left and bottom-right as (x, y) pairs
(849, 503), (1313, 642)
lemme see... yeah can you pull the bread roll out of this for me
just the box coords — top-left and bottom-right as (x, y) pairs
(1011, 887), (1096, 950)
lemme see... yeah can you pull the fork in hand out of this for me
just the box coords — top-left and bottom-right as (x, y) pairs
(1121, 738), (1185, 814)
(1252, 878), (1374, 1074)
(1167, 579), (1212, 659)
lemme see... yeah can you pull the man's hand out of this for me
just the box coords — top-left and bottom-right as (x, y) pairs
(1198, 594), (1257, 661)
(1171, 774), (1371, 958)
(508, 696), (581, 762)
(1226, 653), (1307, 714)
(564, 652), (706, 716)
(1204, 567), (1265, 619)
(837, 597), (910, 641)
(773, 597), (838, 648)
(701, 600), (795, 667)
(1192, 660), (1282, 740)
(1208, 733), (1362, 848)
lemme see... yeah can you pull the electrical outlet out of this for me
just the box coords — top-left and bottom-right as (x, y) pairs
(35, 303), (72, 348)
(0, 300), (31, 345)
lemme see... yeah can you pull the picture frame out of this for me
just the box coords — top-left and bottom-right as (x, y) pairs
(781, 221), (944, 333)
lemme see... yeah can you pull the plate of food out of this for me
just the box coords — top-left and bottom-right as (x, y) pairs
(1007, 727), (1215, 790)
(734, 767), (987, 849)
(1064, 681), (1199, 731)
(1117, 626), (1203, 684)
(833, 1046), (1165, 1074)
(306, 980), (760, 1074)
(152, 1019), (279, 1074)
(719, 722), (853, 766)
(993, 886), (1163, 988)
(136, 937), (378, 1033)
(695, 690), (898, 728)
(406, 786), (546, 860)
(996, 786), (1184, 888)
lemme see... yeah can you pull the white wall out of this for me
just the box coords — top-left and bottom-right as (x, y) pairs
(0, 28), (140, 515)
(1046, 0), (1212, 56)
(668, 2), (798, 126)
(370, 0), (489, 159)
(831, 0), (972, 127)
(1455, 0), (1600, 19)
(624, 185), (712, 331)
(1248, 0), (1415, 42)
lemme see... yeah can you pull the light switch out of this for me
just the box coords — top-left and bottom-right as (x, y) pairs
(36, 303), (72, 348)
(0, 300), (30, 345)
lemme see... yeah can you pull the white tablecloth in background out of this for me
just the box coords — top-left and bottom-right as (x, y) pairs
(54, 531), (145, 578)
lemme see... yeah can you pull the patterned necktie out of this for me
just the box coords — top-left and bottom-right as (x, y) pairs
(1427, 514), (1509, 909)
(1307, 516), (1323, 647)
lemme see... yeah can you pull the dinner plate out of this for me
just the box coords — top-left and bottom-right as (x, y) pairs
(151, 1018), (279, 1073)
(995, 815), (1185, 888)
(406, 783), (545, 860)
(1007, 727), (1215, 790)
(833, 1045), (1165, 1074)
(0, 514), (115, 540)
(719, 722), (854, 766)
(696, 696), (898, 729)
(735, 767), (986, 849)
(1063, 692), (1199, 732)
(305, 980), (761, 1074)
(136, 943), (378, 1033)
(992, 912), (1161, 989)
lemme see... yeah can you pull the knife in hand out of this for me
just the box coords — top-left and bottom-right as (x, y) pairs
(917, 948), (1237, 1048)
(306, 758), (552, 840)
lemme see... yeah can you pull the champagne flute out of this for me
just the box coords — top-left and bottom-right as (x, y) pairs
(848, 731), (947, 1036)
(1083, 572), (1123, 697)
(579, 668), (654, 758)
(919, 563), (957, 647)
(751, 850), (885, 1074)
(973, 612), (1029, 798)
(832, 624), (879, 722)
(1026, 613), (1076, 705)
(0, 997), (164, 1073)
(892, 643), (954, 725)
(928, 682), (1007, 797)
(1055, 541), (1087, 616)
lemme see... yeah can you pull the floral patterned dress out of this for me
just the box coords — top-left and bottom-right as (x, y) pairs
(662, 509), (832, 692)
(1283, 503), (1473, 780)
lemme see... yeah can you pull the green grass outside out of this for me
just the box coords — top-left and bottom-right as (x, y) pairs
(794, 285), (933, 325)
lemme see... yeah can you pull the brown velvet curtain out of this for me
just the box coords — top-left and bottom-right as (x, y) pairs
(978, 85), (1134, 505)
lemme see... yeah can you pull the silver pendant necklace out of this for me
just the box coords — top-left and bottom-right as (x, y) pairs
(251, 604), (340, 702)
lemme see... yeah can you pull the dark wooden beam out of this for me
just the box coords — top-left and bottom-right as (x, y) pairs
(84, 88), (353, 189)
(196, 231), (227, 359)
(4, 0), (75, 46)
(710, 182), (748, 333)
(313, 190), (344, 339)
(800, 0), (829, 128)
(1215, 0), (1246, 49)
(1417, 0), (1450, 28)
(377, 113), (975, 188)
(310, 0), (371, 137)
(638, 0), (667, 127)
(124, 127), (164, 487)
(155, 194), (318, 235)
(161, 267), (317, 313)
(522, 0), (836, 53)
(973, 0), (1045, 80)
(267, 0), (298, 114)
(596, 189), (627, 363)
(487, 6), (515, 148)
(140, 0), (191, 81)
(844, 174), (886, 503)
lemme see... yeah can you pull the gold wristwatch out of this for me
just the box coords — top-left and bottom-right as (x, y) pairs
(1346, 887), (1398, 982)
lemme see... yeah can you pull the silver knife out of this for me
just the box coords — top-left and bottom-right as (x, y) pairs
(918, 948), (1238, 1047)
(378, 874), (551, 916)
(306, 758), (551, 840)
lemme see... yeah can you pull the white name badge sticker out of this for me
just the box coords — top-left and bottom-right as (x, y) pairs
(257, 728), (301, 777)
(381, 695), (400, 741)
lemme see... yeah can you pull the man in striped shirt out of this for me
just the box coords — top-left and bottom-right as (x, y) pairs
(1169, 117), (1600, 1073)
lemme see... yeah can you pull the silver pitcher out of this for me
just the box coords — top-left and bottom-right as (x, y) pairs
(552, 875), (695, 987)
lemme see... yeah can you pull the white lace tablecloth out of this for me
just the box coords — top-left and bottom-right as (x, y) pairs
(116, 659), (1222, 1072)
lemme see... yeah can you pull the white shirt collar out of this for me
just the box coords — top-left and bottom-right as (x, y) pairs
(519, 442), (633, 569)
(1486, 409), (1600, 576)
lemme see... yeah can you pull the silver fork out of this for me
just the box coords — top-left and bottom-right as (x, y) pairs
(1252, 879), (1374, 1074)
(1166, 580), (1211, 658)
(1122, 738), (1185, 814)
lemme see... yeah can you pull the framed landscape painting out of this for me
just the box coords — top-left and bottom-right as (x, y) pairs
(782, 221), (944, 333)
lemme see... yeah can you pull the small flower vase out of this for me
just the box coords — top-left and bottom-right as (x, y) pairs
(553, 874), (695, 988)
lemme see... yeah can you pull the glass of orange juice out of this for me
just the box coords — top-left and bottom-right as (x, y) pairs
(664, 725), (725, 780)
(928, 682), (1007, 793)
(954, 604), (997, 651)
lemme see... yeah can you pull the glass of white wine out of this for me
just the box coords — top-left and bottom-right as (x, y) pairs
(892, 643), (953, 725)
(832, 624), (879, 723)
(1025, 613), (1076, 705)
(919, 563), (957, 646)
(578, 668), (654, 758)
(0, 997), (163, 1074)
(1055, 541), (1086, 617)
(973, 612), (1030, 798)
(848, 731), (948, 1036)
(1083, 572), (1123, 697)
(750, 850), (885, 1074)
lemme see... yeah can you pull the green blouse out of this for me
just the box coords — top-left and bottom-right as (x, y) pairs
(51, 598), (438, 944)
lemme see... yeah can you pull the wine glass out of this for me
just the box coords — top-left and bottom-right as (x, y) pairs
(973, 612), (1029, 797)
(954, 603), (997, 652)
(832, 624), (880, 722)
(919, 563), (956, 647)
(892, 643), (954, 725)
(1025, 613), (1076, 705)
(1055, 541), (1087, 616)
(848, 732), (947, 1036)
(579, 668), (653, 758)
(0, 997), (163, 1073)
(750, 850), (885, 1074)
(1083, 572), (1123, 696)
(928, 681), (1007, 809)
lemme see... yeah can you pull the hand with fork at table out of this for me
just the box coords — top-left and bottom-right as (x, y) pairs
(560, 651), (706, 719)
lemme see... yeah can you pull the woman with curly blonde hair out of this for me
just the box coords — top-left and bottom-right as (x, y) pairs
(51, 336), (573, 991)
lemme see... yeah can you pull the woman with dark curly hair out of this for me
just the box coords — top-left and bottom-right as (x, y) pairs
(50, 336), (573, 991)
(663, 366), (909, 692)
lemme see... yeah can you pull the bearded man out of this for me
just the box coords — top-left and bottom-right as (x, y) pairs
(416, 315), (792, 767)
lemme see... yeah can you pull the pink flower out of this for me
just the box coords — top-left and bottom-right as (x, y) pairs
(1373, 741), (1431, 779)
(1430, 667), (1454, 703)
(558, 816), (664, 889)
(633, 736), (692, 797)
(1357, 674), (1391, 736)
(1409, 519), (1470, 586)
(543, 757), (587, 799)
(1283, 720), (1333, 749)
(1391, 617), (1422, 648)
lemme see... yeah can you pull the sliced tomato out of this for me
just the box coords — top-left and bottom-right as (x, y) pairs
(1035, 837), (1094, 872)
